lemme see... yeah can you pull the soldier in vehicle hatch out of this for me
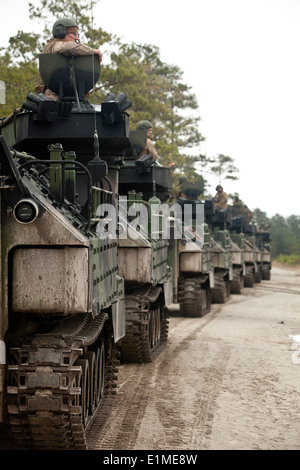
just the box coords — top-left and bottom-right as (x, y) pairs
(136, 120), (158, 161)
(231, 195), (245, 217)
(231, 195), (253, 221)
(214, 184), (228, 210)
(178, 175), (188, 199)
(35, 17), (103, 100)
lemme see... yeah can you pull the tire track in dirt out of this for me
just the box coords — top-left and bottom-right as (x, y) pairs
(143, 336), (231, 450)
(87, 306), (230, 450)
(86, 364), (153, 450)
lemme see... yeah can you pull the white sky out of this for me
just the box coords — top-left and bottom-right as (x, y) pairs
(1, 0), (300, 217)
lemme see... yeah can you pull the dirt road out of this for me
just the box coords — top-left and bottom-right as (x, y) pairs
(87, 265), (300, 451)
(1, 265), (299, 452)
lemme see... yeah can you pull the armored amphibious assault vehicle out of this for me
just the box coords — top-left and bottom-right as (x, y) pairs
(0, 53), (174, 449)
(172, 180), (213, 317)
(117, 131), (173, 362)
(256, 224), (272, 280)
(0, 51), (271, 450)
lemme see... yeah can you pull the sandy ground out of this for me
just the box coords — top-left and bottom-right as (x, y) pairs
(1, 264), (299, 452)
(87, 264), (300, 451)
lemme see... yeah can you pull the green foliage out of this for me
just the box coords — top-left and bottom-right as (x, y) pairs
(28, 0), (104, 44)
(8, 32), (41, 61)
(269, 214), (300, 258)
(276, 254), (300, 265)
(0, 0), (299, 258)
(98, 42), (204, 170)
(252, 208), (270, 225)
(0, 52), (37, 115)
(240, 210), (300, 261)
(209, 153), (239, 183)
(1, 0), (204, 177)
(0, 0), (116, 115)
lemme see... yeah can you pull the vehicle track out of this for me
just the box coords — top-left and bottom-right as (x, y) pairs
(87, 305), (228, 450)
(3, 267), (300, 451)
(256, 284), (300, 295)
(87, 267), (300, 450)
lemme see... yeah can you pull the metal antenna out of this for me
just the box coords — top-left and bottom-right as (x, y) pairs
(90, 0), (100, 160)
(94, 129), (100, 160)
(152, 180), (156, 197)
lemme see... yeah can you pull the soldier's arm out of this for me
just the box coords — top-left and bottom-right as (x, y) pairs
(147, 139), (158, 160)
(52, 42), (102, 61)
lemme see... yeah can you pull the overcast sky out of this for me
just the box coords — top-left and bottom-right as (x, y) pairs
(1, 0), (300, 217)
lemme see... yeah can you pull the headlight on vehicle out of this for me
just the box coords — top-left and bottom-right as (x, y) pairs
(13, 199), (39, 224)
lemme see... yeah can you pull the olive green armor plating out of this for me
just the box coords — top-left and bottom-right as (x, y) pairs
(117, 132), (173, 362)
(0, 54), (132, 449)
(171, 181), (214, 317)
(0, 51), (272, 450)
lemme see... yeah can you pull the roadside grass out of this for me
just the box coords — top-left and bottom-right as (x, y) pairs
(276, 254), (300, 266)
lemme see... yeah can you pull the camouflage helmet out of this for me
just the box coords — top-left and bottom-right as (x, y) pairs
(136, 120), (153, 131)
(179, 175), (188, 184)
(216, 184), (223, 191)
(52, 18), (78, 39)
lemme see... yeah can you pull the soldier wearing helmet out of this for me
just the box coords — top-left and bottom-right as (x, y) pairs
(231, 195), (253, 221)
(231, 195), (244, 217)
(214, 184), (228, 210)
(136, 120), (158, 161)
(35, 17), (103, 100)
(178, 175), (188, 199)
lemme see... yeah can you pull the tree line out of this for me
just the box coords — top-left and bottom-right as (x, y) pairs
(0, 0), (298, 261)
(252, 210), (300, 262)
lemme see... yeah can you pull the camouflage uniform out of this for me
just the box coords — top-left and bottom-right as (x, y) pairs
(137, 138), (158, 161)
(214, 189), (228, 210)
(35, 37), (99, 100)
(136, 121), (158, 161)
(177, 186), (187, 199)
(231, 197), (253, 221)
(243, 205), (253, 221)
(231, 197), (245, 217)
(176, 176), (187, 199)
